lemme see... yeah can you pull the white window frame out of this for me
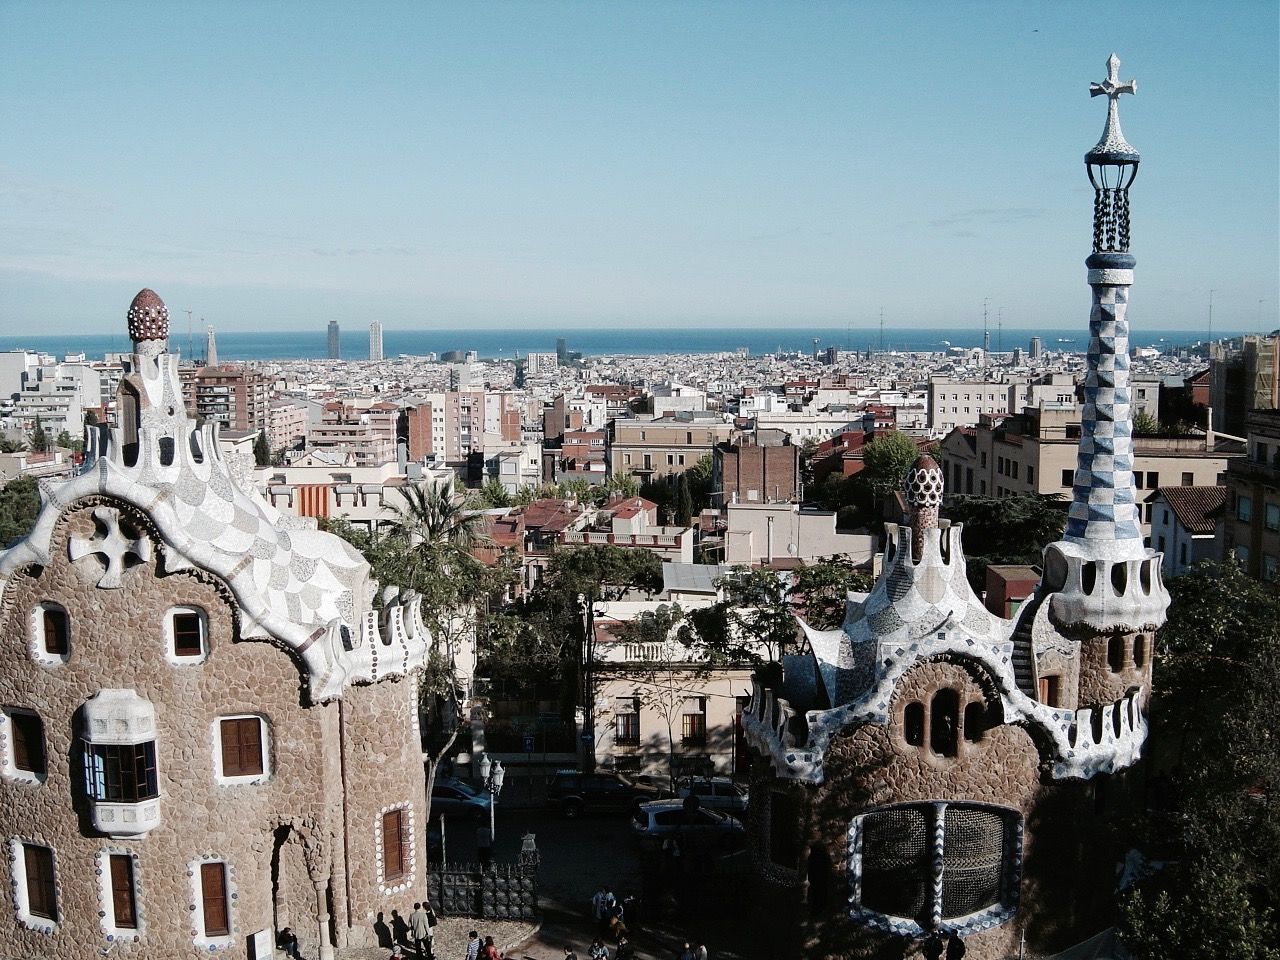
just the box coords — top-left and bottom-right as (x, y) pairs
(0, 707), (47, 786)
(375, 802), (416, 894)
(847, 801), (1022, 938)
(212, 714), (271, 786)
(188, 856), (235, 950)
(95, 847), (144, 941)
(30, 602), (71, 666)
(165, 606), (209, 664)
(9, 838), (59, 934)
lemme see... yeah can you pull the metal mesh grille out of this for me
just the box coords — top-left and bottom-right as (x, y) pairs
(941, 807), (1005, 919)
(860, 807), (931, 921)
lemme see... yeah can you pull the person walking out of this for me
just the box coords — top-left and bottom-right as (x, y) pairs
(946, 934), (967, 960)
(481, 935), (502, 960)
(678, 942), (697, 960)
(615, 936), (635, 960)
(279, 927), (301, 959)
(589, 938), (610, 960)
(408, 901), (435, 959)
(694, 941), (708, 960)
(564, 949), (580, 960)
(464, 931), (481, 960)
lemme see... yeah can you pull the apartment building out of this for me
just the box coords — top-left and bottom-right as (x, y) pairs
(1149, 486), (1225, 577)
(1221, 409), (1280, 581)
(267, 399), (308, 453)
(607, 412), (737, 483)
(181, 364), (271, 434)
(12, 362), (101, 436)
(712, 430), (800, 505)
(940, 404), (1241, 541)
(927, 375), (1025, 432)
(306, 402), (395, 467)
(722, 501), (875, 566)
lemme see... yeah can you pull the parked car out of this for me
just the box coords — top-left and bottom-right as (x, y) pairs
(546, 770), (664, 818)
(630, 800), (746, 849)
(675, 776), (749, 816)
(628, 773), (675, 796)
(430, 777), (492, 819)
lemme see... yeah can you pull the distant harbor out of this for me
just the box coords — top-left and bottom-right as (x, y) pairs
(0, 326), (1236, 364)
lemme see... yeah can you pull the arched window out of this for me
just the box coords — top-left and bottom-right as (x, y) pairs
(903, 702), (925, 747)
(1107, 636), (1125, 673)
(1133, 634), (1147, 668)
(963, 701), (986, 743)
(119, 381), (141, 467)
(930, 690), (959, 758)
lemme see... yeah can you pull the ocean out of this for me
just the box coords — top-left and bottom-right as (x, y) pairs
(0, 326), (1223, 363)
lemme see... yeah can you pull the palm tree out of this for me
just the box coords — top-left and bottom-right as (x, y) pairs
(0, 438), (29, 454)
(390, 479), (490, 560)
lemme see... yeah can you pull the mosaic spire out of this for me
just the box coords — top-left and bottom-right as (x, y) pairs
(1064, 55), (1144, 560)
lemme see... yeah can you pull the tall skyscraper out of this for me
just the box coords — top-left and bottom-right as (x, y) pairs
(1030, 335), (1044, 359)
(369, 321), (384, 361)
(205, 325), (218, 367)
(555, 337), (568, 360)
(327, 320), (341, 360)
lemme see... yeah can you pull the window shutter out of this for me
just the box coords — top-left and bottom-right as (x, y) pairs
(200, 862), (229, 936)
(12, 713), (45, 775)
(221, 718), (263, 777)
(23, 845), (56, 920)
(382, 809), (407, 880)
(42, 609), (68, 655)
(109, 855), (137, 929)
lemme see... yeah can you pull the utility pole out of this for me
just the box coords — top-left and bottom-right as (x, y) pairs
(982, 298), (991, 356)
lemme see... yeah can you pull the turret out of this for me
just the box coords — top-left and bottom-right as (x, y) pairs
(1043, 54), (1168, 644)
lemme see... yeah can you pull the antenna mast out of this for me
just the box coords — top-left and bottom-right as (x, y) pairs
(185, 309), (193, 358)
(879, 307), (885, 352)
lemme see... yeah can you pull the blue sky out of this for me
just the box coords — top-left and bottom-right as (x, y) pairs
(1, 0), (1276, 334)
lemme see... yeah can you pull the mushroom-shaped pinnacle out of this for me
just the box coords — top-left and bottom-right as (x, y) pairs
(126, 288), (169, 343)
(904, 454), (944, 512)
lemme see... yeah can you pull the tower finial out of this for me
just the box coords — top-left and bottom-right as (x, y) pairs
(1086, 54), (1140, 253)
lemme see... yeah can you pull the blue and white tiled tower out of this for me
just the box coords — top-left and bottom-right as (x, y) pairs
(1045, 54), (1169, 636)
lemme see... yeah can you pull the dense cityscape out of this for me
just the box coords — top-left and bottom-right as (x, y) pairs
(1, 4), (1277, 960)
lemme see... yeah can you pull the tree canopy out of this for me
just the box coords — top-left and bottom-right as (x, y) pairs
(943, 494), (1067, 590)
(0, 476), (40, 547)
(1118, 562), (1280, 958)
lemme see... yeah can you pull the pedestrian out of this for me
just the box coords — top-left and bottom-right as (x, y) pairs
(481, 935), (502, 960)
(615, 935), (635, 960)
(409, 901), (435, 959)
(695, 941), (708, 960)
(464, 931), (481, 960)
(564, 949), (579, 960)
(922, 934), (945, 960)
(589, 938), (610, 960)
(279, 927), (301, 959)
(946, 934), (967, 960)
(678, 942), (697, 960)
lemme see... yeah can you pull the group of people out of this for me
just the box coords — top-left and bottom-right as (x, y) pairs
(387, 921), (504, 960)
(589, 885), (640, 943)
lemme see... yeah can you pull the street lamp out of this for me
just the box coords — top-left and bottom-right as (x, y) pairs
(478, 753), (505, 844)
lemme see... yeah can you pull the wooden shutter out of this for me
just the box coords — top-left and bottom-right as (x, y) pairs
(200, 862), (229, 936)
(173, 613), (203, 657)
(11, 712), (45, 775)
(23, 845), (56, 920)
(220, 718), (263, 777)
(109, 855), (137, 929)
(382, 809), (408, 880)
(42, 609), (68, 655)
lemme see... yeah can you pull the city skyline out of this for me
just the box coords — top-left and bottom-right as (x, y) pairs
(1, 1), (1276, 335)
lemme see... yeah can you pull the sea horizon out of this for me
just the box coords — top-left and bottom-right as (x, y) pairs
(0, 326), (1242, 364)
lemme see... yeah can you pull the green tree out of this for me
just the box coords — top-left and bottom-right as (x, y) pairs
(857, 431), (920, 500)
(1117, 562), (1280, 958)
(476, 477), (512, 509)
(790, 555), (875, 630)
(0, 438), (28, 454)
(0, 476), (41, 546)
(84, 409), (99, 427)
(598, 472), (639, 502)
(674, 474), (694, 527)
(330, 479), (497, 807)
(943, 494), (1067, 592)
(1131, 410), (1160, 436)
(253, 430), (271, 467)
(686, 453), (714, 510)
(30, 418), (49, 453)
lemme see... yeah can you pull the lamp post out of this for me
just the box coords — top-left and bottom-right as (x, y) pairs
(478, 753), (505, 844)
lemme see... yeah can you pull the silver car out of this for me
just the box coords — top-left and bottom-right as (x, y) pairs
(630, 800), (746, 849)
(675, 776), (749, 816)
